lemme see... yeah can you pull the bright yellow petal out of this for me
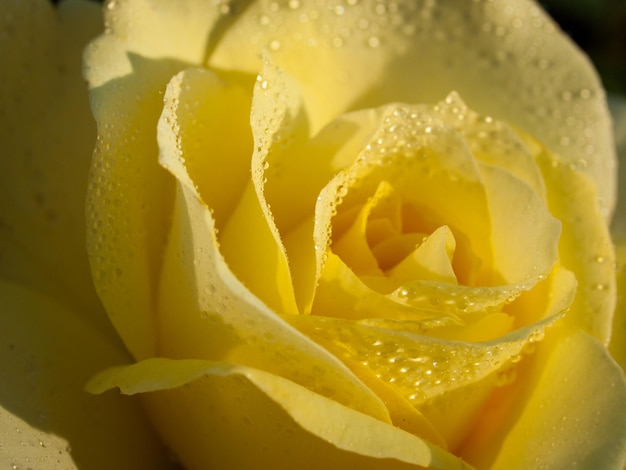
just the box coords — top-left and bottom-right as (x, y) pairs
(272, 103), (389, 312)
(88, 358), (474, 470)
(0, 281), (169, 469)
(157, 66), (298, 315)
(155, 171), (390, 423)
(208, 0), (615, 214)
(535, 148), (616, 344)
(0, 0), (110, 332)
(84, 19), (199, 359)
(286, 312), (561, 406)
(478, 332), (626, 469)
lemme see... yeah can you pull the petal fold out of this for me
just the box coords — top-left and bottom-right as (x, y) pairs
(473, 332), (626, 469)
(88, 358), (474, 470)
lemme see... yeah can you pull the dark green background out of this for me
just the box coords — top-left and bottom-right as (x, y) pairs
(539, 0), (626, 94)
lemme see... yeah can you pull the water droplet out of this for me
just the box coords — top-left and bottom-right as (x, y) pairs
(367, 36), (381, 48)
(269, 39), (281, 51)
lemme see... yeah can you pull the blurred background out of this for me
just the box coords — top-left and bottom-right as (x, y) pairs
(538, 0), (626, 94)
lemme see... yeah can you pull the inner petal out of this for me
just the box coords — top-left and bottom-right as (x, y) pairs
(388, 225), (458, 285)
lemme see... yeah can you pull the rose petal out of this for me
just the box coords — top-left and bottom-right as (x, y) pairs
(316, 104), (493, 284)
(0, 0), (109, 330)
(83, 0), (247, 360)
(0, 282), (169, 469)
(478, 162), (560, 285)
(156, 67), (254, 227)
(431, 93), (547, 200)
(84, 52), (188, 360)
(156, 149), (391, 423)
(221, 56), (305, 314)
(533, 146), (616, 344)
(208, 0), (615, 214)
(286, 312), (562, 406)
(267, 102), (390, 312)
(463, 332), (626, 469)
(88, 358), (474, 470)
(157, 66), (299, 315)
(311, 251), (446, 321)
(388, 225), (458, 285)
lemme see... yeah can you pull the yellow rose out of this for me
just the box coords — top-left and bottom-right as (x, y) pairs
(2, 0), (626, 469)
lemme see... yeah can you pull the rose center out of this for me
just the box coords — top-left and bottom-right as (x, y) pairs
(331, 180), (459, 289)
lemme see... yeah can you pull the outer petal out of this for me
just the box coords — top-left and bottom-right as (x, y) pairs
(88, 358), (474, 470)
(83, 0), (246, 359)
(467, 332), (626, 469)
(0, 282), (170, 469)
(534, 148), (616, 344)
(0, 0), (110, 332)
(209, 0), (616, 215)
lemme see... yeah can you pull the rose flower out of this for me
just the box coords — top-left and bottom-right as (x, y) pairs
(1, 0), (626, 469)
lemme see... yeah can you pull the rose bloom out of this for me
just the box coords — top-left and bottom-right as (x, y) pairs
(1, 0), (626, 468)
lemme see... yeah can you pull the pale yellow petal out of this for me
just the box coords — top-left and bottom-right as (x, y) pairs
(84, 0), (248, 360)
(88, 358), (474, 470)
(433, 92), (547, 200)
(209, 0), (615, 213)
(0, 0), (111, 331)
(223, 55), (304, 314)
(0, 282), (169, 469)
(479, 332), (626, 469)
(85, 0), (227, 87)
(156, 67), (254, 226)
